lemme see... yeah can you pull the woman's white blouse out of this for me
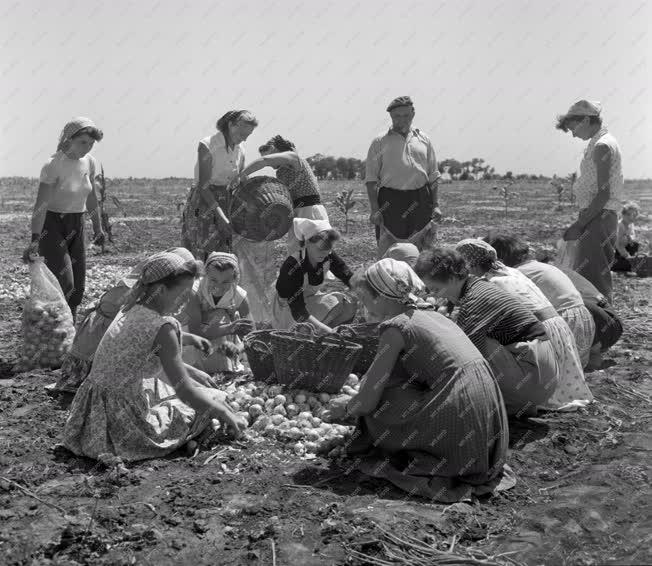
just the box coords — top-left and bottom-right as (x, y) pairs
(193, 132), (245, 186)
(574, 128), (623, 210)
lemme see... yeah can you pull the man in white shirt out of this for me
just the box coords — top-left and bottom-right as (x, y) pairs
(365, 96), (442, 258)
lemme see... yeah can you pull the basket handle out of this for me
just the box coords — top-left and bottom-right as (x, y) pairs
(249, 339), (272, 356)
(334, 325), (358, 339)
(290, 322), (316, 337)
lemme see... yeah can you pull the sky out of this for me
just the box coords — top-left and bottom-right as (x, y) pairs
(1, 0), (651, 179)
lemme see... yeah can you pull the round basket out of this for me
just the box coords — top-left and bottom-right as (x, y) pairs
(229, 176), (293, 242)
(269, 325), (362, 393)
(335, 323), (381, 375)
(243, 330), (275, 382)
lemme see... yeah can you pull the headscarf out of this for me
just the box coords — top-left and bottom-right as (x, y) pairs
(364, 258), (426, 306)
(56, 117), (96, 153)
(123, 251), (192, 311)
(199, 252), (240, 309)
(455, 238), (500, 270)
(166, 247), (196, 263)
(293, 218), (332, 243)
(383, 243), (419, 267)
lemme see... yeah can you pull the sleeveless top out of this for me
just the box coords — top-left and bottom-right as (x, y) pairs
(193, 132), (245, 186)
(275, 155), (322, 207)
(574, 128), (623, 210)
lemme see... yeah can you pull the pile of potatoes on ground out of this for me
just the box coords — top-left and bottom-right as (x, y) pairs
(215, 374), (361, 457)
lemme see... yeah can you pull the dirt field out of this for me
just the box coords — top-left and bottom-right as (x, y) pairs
(1, 177), (651, 566)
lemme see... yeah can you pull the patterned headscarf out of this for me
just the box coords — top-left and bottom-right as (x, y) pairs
(455, 239), (500, 270)
(383, 243), (419, 267)
(56, 117), (96, 152)
(364, 258), (426, 306)
(199, 252), (240, 309)
(166, 247), (196, 263)
(123, 252), (192, 311)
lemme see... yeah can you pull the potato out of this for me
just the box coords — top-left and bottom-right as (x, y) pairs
(272, 405), (287, 417)
(318, 393), (331, 403)
(271, 414), (286, 426)
(294, 393), (307, 405)
(345, 374), (360, 387)
(248, 404), (264, 418)
(303, 441), (318, 454)
(293, 442), (306, 455)
(286, 404), (299, 418)
(273, 394), (286, 406)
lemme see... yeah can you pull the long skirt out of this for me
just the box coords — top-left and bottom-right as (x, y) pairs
(485, 337), (559, 417)
(181, 184), (231, 260)
(539, 316), (593, 409)
(287, 203), (329, 256)
(573, 209), (618, 303)
(560, 305), (596, 368)
(346, 359), (513, 502)
(62, 376), (222, 462)
(231, 236), (277, 324)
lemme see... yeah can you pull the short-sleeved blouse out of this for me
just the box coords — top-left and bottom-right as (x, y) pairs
(39, 151), (98, 213)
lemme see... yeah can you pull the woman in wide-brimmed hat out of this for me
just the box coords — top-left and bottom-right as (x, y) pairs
(555, 99), (623, 302)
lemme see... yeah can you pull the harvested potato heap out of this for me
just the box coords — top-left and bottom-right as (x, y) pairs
(15, 260), (76, 372)
(218, 374), (361, 457)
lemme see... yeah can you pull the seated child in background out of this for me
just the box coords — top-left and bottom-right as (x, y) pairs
(612, 201), (641, 272)
(182, 252), (254, 374)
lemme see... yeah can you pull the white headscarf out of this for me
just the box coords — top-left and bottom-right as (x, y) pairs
(293, 218), (332, 242)
(364, 258), (426, 305)
(199, 252), (240, 309)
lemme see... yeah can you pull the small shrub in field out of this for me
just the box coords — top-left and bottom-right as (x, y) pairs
(335, 189), (356, 233)
(492, 180), (518, 216)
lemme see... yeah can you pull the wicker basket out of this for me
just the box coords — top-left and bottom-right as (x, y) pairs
(269, 325), (362, 393)
(243, 330), (276, 382)
(229, 176), (293, 242)
(335, 323), (381, 375)
(632, 255), (652, 278)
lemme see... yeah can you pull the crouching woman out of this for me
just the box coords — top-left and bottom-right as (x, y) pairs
(62, 251), (247, 462)
(271, 218), (358, 333)
(414, 248), (559, 417)
(328, 258), (511, 502)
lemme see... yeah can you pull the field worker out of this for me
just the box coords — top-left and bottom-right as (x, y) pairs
(415, 247), (560, 418)
(612, 201), (641, 272)
(365, 96), (442, 258)
(382, 242), (420, 268)
(62, 251), (247, 463)
(23, 117), (106, 321)
(182, 110), (258, 260)
(235, 135), (329, 256)
(271, 218), (358, 333)
(455, 239), (592, 411)
(54, 248), (196, 393)
(556, 99), (623, 302)
(487, 234), (596, 368)
(327, 258), (511, 501)
(181, 252), (254, 374)
(556, 266), (623, 370)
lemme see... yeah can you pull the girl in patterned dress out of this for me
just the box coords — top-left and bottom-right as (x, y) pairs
(415, 247), (559, 417)
(62, 251), (247, 462)
(181, 252), (254, 374)
(236, 135), (330, 255)
(454, 239), (593, 411)
(327, 258), (511, 501)
(487, 234), (596, 368)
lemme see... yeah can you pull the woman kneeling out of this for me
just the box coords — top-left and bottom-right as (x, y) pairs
(271, 218), (357, 333)
(62, 251), (247, 462)
(328, 258), (510, 502)
(415, 248), (559, 417)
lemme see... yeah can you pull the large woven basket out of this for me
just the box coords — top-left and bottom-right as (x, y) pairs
(229, 176), (293, 242)
(243, 330), (276, 382)
(335, 323), (381, 375)
(269, 325), (362, 393)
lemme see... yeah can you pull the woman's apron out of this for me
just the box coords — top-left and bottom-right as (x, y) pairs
(271, 255), (350, 330)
